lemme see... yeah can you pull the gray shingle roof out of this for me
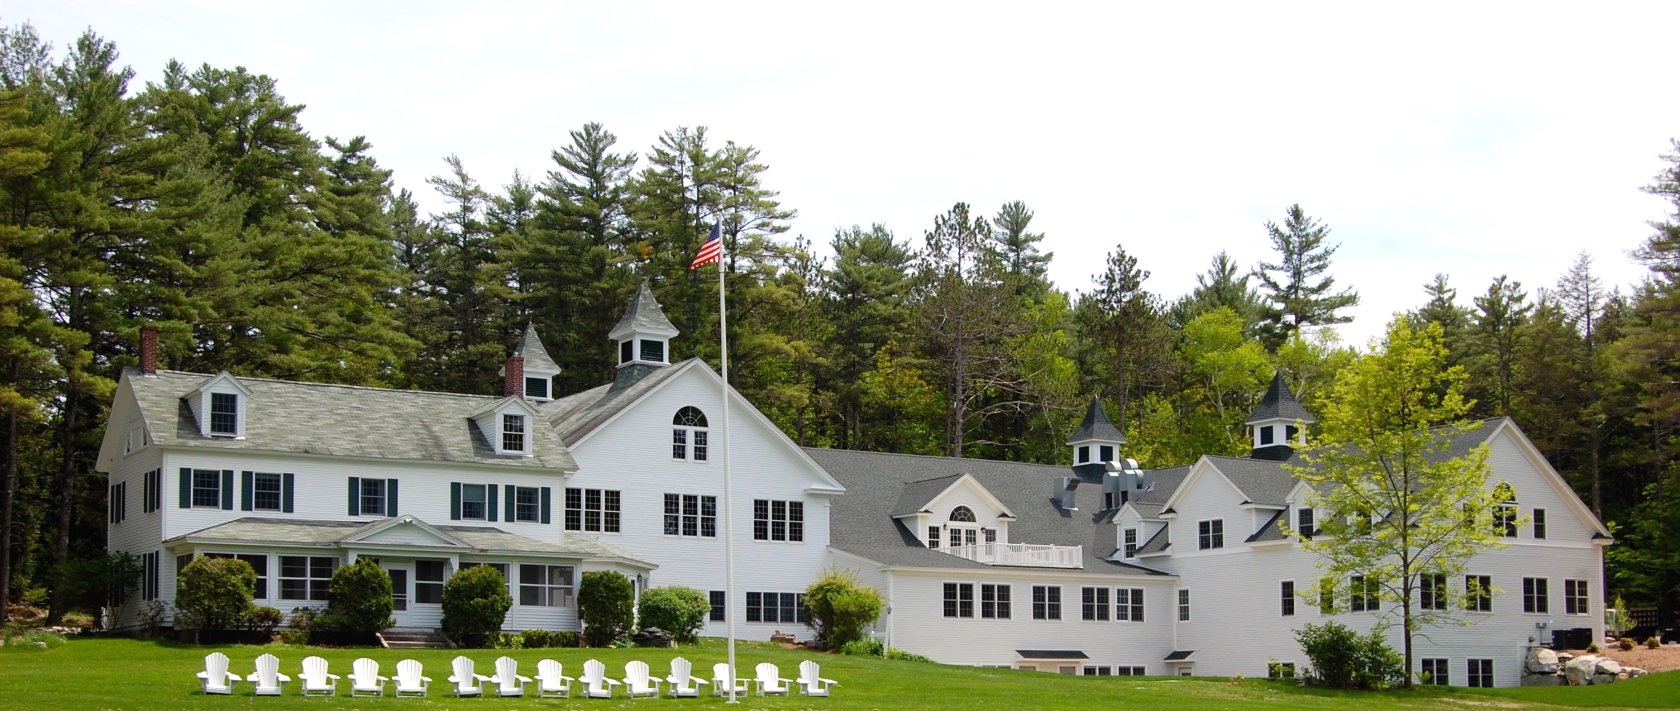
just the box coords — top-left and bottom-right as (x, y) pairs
(512, 323), (559, 373)
(541, 358), (695, 446)
(609, 281), (678, 339)
(1245, 508), (1288, 543)
(126, 369), (577, 470)
(168, 516), (655, 567)
(1204, 456), (1299, 506)
(891, 475), (963, 517)
(1017, 650), (1088, 659)
(1067, 397), (1126, 445)
(1130, 466), (1192, 508)
(1245, 372), (1317, 425)
(805, 448), (1169, 577)
(1134, 525), (1171, 556)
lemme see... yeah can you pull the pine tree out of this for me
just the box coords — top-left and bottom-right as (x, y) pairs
(820, 224), (914, 449)
(1170, 251), (1265, 331)
(990, 201), (1052, 298)
(1254, 204), (1359, 349)
(1411, 274), (1472, 366)
(1467, 275), (1530, 415)
(411, 155), (517, 394)
(1076, 244), (1170, 427)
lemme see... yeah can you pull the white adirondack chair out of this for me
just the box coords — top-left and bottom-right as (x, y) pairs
(797, 660), (839, 697)
(754, 662), (792, 697)
(579, 659), (621, 699)
(246, 653), (291, 696)
(298, 656), (339, 696)
(196, 652), (240, 695)
(665, 657), (708, 698)
(711, 662), (748, 697)
(622, 660), (662, 699)
(448, 656), (490, 697)
(535, 659), (573, 699)
(393, 659), (431, 698)
(490, 656), (532, 697)
(349, 658), (388, 697)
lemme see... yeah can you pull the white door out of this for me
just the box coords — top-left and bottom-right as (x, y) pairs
(384, 563), (412, 628)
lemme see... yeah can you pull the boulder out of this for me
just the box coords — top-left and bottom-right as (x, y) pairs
(1555, 652), (1574, 662)
(631, 627), (674, 648)
(1525, 648), (1560, 674)
(1564, 656), (1600, 685)
(1616, 672), (1630, 681)
(1626, 667), (1648, 678)
(1592, 673), (1617, 685)
(769, 630), (798, 644)
(1521, 673), (1561, 686)
(1595, 659), (1624, 675)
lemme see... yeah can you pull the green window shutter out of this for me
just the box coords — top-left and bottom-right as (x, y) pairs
(178, 468), (191, 508)
(347, 477), (360, 516)
(387, 479), (399, 517)
(541, 487), (551, 525)
(450, 482), (461, 521)
(505, 484), (516, 522)
(241, 471), (253, 512)
(282, 473), (294, 513)
(487, 484), (499, 522)
(220, 470), (234, 510)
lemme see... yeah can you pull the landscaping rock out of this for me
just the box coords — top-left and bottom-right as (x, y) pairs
(1595, 659), (1624, 675)
(1617, 672), (1630, 681)
(1521, 673), (1561, 686)
(1565, 656), (1600, 685)
(631, 627), (674, 648)
(1555, 652), (1574, 662)
(1627, 667), (1648, 678)
(1592, 673), (1617, 685)
(769, 630), (798, 644)
(1526, 648), (1559, 674)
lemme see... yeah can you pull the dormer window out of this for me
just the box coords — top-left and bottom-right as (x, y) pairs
(210, 393), (238, 436)
(502, 414), (526, 453)
(525, 376), (549, 400)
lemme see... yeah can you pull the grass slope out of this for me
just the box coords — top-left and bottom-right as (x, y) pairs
(0, 637), (1674, 710)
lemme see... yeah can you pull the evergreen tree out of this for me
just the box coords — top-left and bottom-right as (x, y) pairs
(990, 201), (1052, 297)
(1254, 204), (1359, 349)
(409, 155), (517, 393)
(1076, 244), (1170, 426)
(1411, 274), (1472, 366)
(1467, 275), (1530, 415)
(1170, 251), (1265, 331)
(820, 224), (914, 449)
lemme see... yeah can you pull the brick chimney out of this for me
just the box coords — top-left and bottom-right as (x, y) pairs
(140, 324), (159, 376)
(505, 355), (524, 397)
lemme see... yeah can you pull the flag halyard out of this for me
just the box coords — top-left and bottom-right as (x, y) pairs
(690, 223), (723, 269)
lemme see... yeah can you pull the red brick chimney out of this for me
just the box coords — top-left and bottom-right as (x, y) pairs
(505, 355), (524, 397)
(140, 325), (159, 376)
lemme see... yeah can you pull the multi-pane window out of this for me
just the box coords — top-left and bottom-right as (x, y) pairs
(1032, 586), (1061, 620)
(192, 469), (222, 508)
(461, 484), (487, 520)
(1523, 577), (1549, 614)
(1083, 666), (1111, 676)
(1495, 505), (1517, 537)
(664, 494), (718, 537)
(1565, 579), (1589, 615)
(1351, 575), (1379, 612)
(1297, 508), (1315, 537)
(1467, 659), (1493, 688)
(1178, 589), (1191, 621)
(360, 478), (387, 516)
(1198, 519), (1224, 550)
(746, 592), (804, 623)
(944, 583), (975, 618)
(279, 556), (336, 601)
(981, 584), (1011, 619)
(1421, 658), (1449, 686)
(927, 526), (939, 549)
(709, 590), (726, 622)
(673, 407), (708, 461)
(209, 392), (238, 435)
(253, 473), (282, 511)
(752, 499), (803, 542)
(143, 469), (159, 513)
(984, 528), (996, 543)
(514, 486), (540, 522)
(1268, 662), (1296, 679)
(1532, 509), (1546, 539)
(414, 561), (446, 604)
(672, 429), (687, 459)
(1116, 588), (1144, 621)
(1421, 574), (1447, 611)
(564, 488), (620, 533)
(502, 414), (526, 452)
(519, 564), (575, 607)
(1466, 575), (1492, 612)
(1123, 528), (1138, 558)
(108, 481), (126, 524)
(205, 553), (268, 599)
(1281, 580), (1296, 616)
(1082, 587), (1110, 621)
(1115, 666), (1147, 676)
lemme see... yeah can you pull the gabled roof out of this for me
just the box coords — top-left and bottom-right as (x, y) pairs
(609, 281), (679, 340)
(510, 323), (559, 374)
(166, 516), (655, 567)
(122, 368), (577, 470)
(1245, 372), (1317, 425)
(1066, 397), (1126, 445)
(541, 359), (693, 445)
(891, 473), (1017, 520)
(1134, 524), (1171, 556)
(1245, 509), (1289, 543)
(1203, 456), (1299, 507)
(468, 394), (543, 420)
(340, 515), (470, 547)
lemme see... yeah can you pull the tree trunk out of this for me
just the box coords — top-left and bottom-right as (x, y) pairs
(1589, 425), (1602, 519)
(0, 374), (16, 624)
(47, 391), (78, 625)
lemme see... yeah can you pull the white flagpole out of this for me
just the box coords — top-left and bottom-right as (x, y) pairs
(716, 224), (739, 704)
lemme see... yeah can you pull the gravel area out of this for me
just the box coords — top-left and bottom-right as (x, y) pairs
(1563, 644), (1680, 674)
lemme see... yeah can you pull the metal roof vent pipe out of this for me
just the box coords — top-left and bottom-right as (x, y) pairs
(1053, 476), (1079, 511)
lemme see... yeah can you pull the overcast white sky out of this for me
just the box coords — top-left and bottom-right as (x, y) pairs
(13, 2), (1680, 343)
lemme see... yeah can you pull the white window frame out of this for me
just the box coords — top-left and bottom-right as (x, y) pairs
(1564, 579), (1590, 615)
(1115, 587), (1143, 622)
(208, 391), (240, 437)
(943, 581), (975, 619)
(1523, 577), (1549, 614)
(1032, 585), (1061, 620)
(1280, 580), (1295, 617)
(1081, 586), (1110, 621)
(752, 499), (804, 542)
(673, 407), (709, 462)
(461, 483), (488, 521)
(1532, 508), (1546, 539)
(1177, 588), (1191, 622)
(519, 564), (575, 607)
(1123, 527), (1138, 558)
(500, 412), (528, 455)
(1197, 518), (1224, 550)
(359, 478), (387, 516)
(1421, 658), (1449, 686)
(980, 583), (1011, 619)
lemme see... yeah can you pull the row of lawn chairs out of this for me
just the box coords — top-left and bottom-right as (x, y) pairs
(197, 652), (838, 699)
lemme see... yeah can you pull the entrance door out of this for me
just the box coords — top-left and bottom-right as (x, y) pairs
(385, 564), (411, 627)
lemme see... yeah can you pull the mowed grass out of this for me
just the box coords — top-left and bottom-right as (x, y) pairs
(1, 637), (1676, 711)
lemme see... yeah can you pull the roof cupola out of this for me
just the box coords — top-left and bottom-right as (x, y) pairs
(609, 281), (680, 384)
(1067, 396), (1125, 481)
(1245, 372), (1316, 461)
(501, 323), (561, 401)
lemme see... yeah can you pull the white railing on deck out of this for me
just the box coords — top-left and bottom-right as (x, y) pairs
(940, 543), (1083, 569)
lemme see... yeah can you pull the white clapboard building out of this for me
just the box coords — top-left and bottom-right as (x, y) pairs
(98, 286), (1605, 687)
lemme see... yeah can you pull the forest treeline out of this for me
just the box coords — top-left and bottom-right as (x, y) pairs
(0, 25), (1675, 623)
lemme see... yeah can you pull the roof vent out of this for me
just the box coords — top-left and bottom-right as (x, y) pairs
(1053, 476), (1079, 511)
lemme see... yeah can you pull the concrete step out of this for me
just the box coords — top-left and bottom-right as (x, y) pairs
(378, 629), (451, 649)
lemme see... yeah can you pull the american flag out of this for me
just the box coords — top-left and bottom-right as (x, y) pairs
(690, 223), (723, 269)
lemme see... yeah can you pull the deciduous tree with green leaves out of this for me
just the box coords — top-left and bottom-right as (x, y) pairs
(1286, 317), (1511, 689)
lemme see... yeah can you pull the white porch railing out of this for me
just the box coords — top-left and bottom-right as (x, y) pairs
(940, 543), (1083, 569)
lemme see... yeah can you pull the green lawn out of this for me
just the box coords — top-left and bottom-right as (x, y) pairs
(0, 637), (1675, 710)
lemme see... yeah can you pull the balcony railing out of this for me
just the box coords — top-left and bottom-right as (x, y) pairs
(940, 542), (1083, 569)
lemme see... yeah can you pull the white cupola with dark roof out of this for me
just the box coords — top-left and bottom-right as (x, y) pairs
(501, 323), (561, 401)
(1067, 396), (1125, 477)
(609, 280), (680, 377)
(1245, 372), (1316, 461)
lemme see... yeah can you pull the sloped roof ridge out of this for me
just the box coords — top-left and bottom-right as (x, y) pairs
(808, 447), (1072, 472)
(512, 323), (559, 372)
(1067, 396), (1126, 445)
(134, 367), (505, 402)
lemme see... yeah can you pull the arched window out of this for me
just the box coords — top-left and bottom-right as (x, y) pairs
(1493, 482), (1516, 503)
(672, 407), (709, 461)
(949, 506), (977, 523)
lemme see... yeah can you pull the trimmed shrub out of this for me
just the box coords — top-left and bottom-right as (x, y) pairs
(637, 586), (709, 643)
(1294, 621), (1405, 690)
(838, 638), (932, 662)
(320, 559), (394, 642)
(175, 557), (255, 635)
(441, 565), (512, 647)
(804, 568), (884, 648)
(1648, 637), (1662, 649)
(245, 606), (284, 637)
(1586, 642), (1601, 654)
(578, 571), (635, 647)
(520, 628), (581, 649)
(1619, 637), (1636, 651)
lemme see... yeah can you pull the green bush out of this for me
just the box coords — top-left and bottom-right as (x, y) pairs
(1619, 637), (1637, 651)
(1648, 637), (1662, 649)
(804, 568), (884, 648)
(441, 565), (512, 646)
(637, 586), (709, 643)
(61, 553), (142, 628)
(245, 606), (284, 637)
(175, 557), (255, 634)
(1294, 621), (1404, 690)
(519, 628), (581, 649)
(837, 638), (932, 662)
(578, 571), (635, 647)
(2, 629), (67, 651)
(320, 559), (394, 642)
